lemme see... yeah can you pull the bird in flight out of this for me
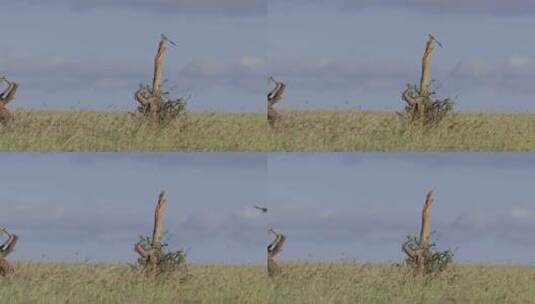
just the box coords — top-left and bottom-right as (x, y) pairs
(161, 33), (177, 46)
(253, 205), (268, 213)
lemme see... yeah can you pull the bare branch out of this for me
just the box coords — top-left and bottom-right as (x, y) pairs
(0, 77), (18, 106)
(152, 37), (168, 98)
(267, 228), (286, 277)
(419, 191), (434, 249)
(134, 242), (151, 259)
(0, 228), (17, 258)
(135, 191), (168, 270)
(402, 240), (418, 259)
(152, 191), (166, 250)
(419, 35), (436, 97)
(402, 191), (435, 274)
(134, 85), (151, 106)
(402, 84), (417, 107)
(267, 76), (286, 127)
(267, 228), (286, 258)
(0, 227), (17, 276)
(267, 77), (286, 106)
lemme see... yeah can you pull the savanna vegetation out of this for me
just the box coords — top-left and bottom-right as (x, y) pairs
(0, 110), (533, 151)
(1, 35), (533, 152)
(0, 262), (533, 304)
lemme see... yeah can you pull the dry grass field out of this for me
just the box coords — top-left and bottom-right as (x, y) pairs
(0, 110), (534, 151)
(0, 262), (533, 303)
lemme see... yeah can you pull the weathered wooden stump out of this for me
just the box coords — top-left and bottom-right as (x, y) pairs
(402, 191), (434, 273)
(135, 191), (167, 272)
(401, 35), (442, 122)
(135, 34), (183, 127)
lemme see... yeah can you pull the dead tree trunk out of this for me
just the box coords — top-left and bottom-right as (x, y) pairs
(135, 191), (167, 270)
(419, 37), (435, 98)
(0, 76), (19, 126)
(402, 35), (441, 121)
(267, 77), (286, 127)
(267, 228), (285, 277)
(135, 35), (172, 127)
(0, 227), (18, 276)
(402, 191), (434, 273)
(152, 38), (167, 99)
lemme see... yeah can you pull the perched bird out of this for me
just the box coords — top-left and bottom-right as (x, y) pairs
(253, 205), (268, 213)
(428, 34), (443, 48)
(161, 33), (177, 46)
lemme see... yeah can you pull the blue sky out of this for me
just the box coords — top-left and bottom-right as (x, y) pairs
(269, 1), (535, 112)
(1, 153), (535, 265)
(0, 1), (267, 112)
(1, 1), (534, 112)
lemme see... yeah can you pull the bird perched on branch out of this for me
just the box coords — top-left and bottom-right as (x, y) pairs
(428, 34), (443, 48)
(161, 33), (177, 46)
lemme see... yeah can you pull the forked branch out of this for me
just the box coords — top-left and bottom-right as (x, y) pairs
(0, 76), (19, 126)
(267, 228), (286, 277)
(267, 76), (286, 127)
(0, 77), (18, 106)
(0, 227), (18, 276)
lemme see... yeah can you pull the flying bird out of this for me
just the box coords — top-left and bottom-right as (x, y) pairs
(161, 33), (177, 46)
(253, 205), (268, 213)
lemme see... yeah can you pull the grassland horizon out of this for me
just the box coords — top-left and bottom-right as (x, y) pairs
(1, 109), (533, 152)
(1, 262), (533, 303)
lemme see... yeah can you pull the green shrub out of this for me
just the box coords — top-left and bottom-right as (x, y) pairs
(404, 234), (455, 277)
(134, 234), (187, 277)
(399, 83), (454, 128)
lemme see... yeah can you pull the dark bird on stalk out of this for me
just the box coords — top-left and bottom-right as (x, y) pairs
(161, 33), (177, 46)
(428, 34), (443, 48)
(254, 205), (268, 213)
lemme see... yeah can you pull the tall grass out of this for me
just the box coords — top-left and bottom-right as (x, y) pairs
(1, 262), (533, 303)
(0, 110), (534, 151)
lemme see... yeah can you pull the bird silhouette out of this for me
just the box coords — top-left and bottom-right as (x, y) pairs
(161, 33), (177, 46)
(428, 34), (443, 48)
(253, 205), (268, 213)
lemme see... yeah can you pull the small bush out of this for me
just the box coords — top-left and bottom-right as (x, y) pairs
(404, 234), (455, 276)
(135, 234), (187, 277)
(134, 84), (188, 126)
(399, 83), (454, 128)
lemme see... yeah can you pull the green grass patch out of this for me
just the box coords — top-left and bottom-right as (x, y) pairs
(1, 262), (534, 303)
(0, 110), (534, 151)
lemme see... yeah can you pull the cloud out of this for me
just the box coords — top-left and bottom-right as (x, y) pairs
(6, 0), (267, 16)
(0, 198), (143, 243)
(448, 55), (535, 93)
(269, 56), (410, 92)
(0, 52), (266, 102)
(4, 195), (535, 263)
(277, 0), (535, 16)
(445, 205), (535, 247)
(179, 55), (267, 92)
(268, 54), (535, 97)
